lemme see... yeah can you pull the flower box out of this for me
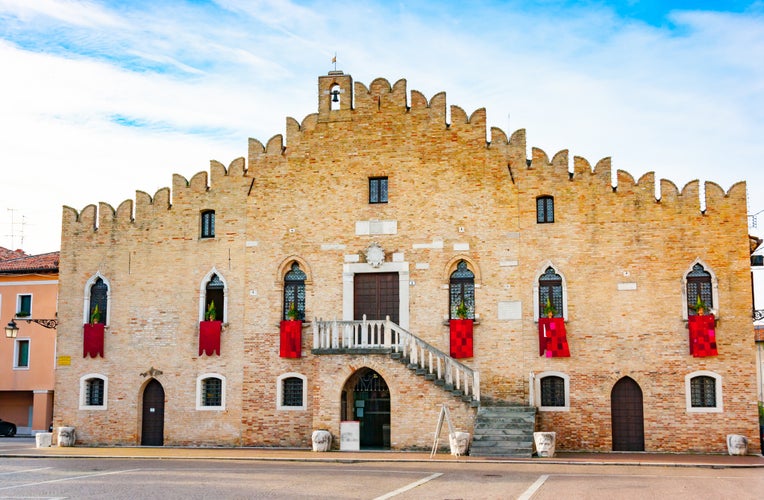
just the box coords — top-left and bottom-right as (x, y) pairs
(449, 319), (473, 358)
(83, 323), (104, 358)
(280, 320), (302, 358)
(199, 320), (222, 356)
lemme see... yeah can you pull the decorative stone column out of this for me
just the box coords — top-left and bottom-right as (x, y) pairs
(57, 427), (76, 447)
(312, 430), (332, 452)
(726, 434), (748, 456)
(449, 432), (470, 456)
(534, 431), (556, 457)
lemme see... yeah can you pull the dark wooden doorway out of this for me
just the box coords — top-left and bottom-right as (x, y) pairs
(141, 379), (165, 446)
(346, 369), (390, 449)
(354, 272), (399, 323)
(611, 376), (644, 451)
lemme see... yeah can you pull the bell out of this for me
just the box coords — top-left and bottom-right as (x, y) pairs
(331, 90), (340, 103)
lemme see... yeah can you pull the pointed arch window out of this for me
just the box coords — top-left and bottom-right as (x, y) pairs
(686, 263), (713, 316)
(539, 267), (563, 318)
(283, 263), (306, 321)
(89, 277), (108, 324)
(205, 274), (224, 322)
(449, 260), (475, 319)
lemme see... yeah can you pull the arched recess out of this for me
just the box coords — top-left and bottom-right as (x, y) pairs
(533, 261), (568, 321)
(140, 378), (165, 446)
(198, 268), (228, 322)
(610, 376), (644, 451)
(341, 367), (390, 450)
(83, 272), (111, 326)
(681, 258), (720, 320)
(443, 255), (483, 285)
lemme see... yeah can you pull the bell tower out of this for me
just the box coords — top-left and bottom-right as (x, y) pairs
(318, 71), (353, 121)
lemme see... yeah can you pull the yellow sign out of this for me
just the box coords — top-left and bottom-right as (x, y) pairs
(57, 355), (71, 366)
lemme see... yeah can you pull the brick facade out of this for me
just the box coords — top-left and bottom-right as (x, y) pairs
(53, 72), (758, 452)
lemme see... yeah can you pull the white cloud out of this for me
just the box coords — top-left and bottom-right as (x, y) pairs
(1, 1), (763, 253)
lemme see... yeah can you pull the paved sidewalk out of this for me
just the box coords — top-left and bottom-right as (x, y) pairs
(2, 439), (763, 468)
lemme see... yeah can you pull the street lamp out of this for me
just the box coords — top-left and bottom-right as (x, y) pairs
(5, 319), (19, 338)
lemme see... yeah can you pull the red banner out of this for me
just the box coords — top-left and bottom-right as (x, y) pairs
(280, 320), (302, 358)
(83, 323), (104, 358)
(199, 321), (222, 356)
(449, 319), (473, 358)
(688, 314), (718, 357)
(538, 317), (570, 357)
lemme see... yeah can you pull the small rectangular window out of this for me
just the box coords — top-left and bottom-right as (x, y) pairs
(202, 378), (223, 407)
(369, 177), (388, 204)
(282, 377), (304, 407)
(691, 376), (716, 407)
(15, 339), (30, 368)
(536, 196), (554, 223)
(86, 378), (105, 406)
(201, 210), (215, 238)
(17, 294), (32, 317)
(540, 376), (565, 407)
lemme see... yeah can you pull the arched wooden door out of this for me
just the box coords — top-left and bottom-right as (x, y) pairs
(611, 376), (644, 451)
(141, 379), (165, 446)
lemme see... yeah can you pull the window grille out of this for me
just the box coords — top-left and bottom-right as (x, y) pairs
(282, 377), (303, 407)
(540, 376), (566, 407)
(202, 377), (222, 407)
(536, 196), (554, 223)
(90, 277), (108, 324)
(283, 263), (307, 320)
(369, 177), (388, 204)
(690, 376), (716, 407)
(449, 260), (475, 319)
(86, 378), (105, 406)
(205, 274), (224, 321)
(539, 267), (563, 318)
(686, 264), (713, 316)
(201, 210), (215, 238)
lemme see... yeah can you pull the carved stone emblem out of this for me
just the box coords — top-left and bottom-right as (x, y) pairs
(365, 242), (385, 268)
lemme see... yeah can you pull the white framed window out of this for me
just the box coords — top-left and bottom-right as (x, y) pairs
(13, 338), (30, 369)
(16, 293), (32, 317)
(277, 373), (307, 411)
(685, 371), (723, 413)
(83, 272), (111, 326)
(533, 262), (568, 321)
(533, 371), (570, 411)
(199, 269), (227, 322)
(196, 373), (226, 410)
(79, 373), (108, 410)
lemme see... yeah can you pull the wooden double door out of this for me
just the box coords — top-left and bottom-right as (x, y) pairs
(353, 272), (399, 323)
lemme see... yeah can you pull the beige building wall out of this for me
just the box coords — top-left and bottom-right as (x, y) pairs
(54, 72), (758, 452)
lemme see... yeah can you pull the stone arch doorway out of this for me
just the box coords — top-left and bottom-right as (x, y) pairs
(611, 376), (644, 451)
(141, 379), (165, 446)
(341, 368), (390, 449)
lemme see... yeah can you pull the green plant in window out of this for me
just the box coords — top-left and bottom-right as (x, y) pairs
(90, 304), (101, 325)
(205, 300), (217, 321)
(690, 295), (709, 315)
(455, 300), (469, 320)
(543, 296), (557, 318)
(286, 301), (298, 321)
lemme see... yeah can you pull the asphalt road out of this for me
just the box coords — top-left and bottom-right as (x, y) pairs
(1, 455), (762, 499)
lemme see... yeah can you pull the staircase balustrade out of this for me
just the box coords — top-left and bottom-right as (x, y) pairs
(313, 316), (480, 402)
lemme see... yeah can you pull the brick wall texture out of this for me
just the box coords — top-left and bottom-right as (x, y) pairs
(53, 72), (759, 453)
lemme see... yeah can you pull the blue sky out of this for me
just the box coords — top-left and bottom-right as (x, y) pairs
(1, 0), (763, 253)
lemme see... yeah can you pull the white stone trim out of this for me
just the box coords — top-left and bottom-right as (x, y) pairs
(685, 370), (723, 413)
(533, 371), (570, 411)
(343, 261), (410, 329)
(199, 268), (228, 322)
(277, 372), (307, 411)
(196, 373), (226, 411)
(532, 261), (568, 321)
(83, 272), (111, 326)
(79, 373), (108, 410)
(681, 259), (720, 320)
